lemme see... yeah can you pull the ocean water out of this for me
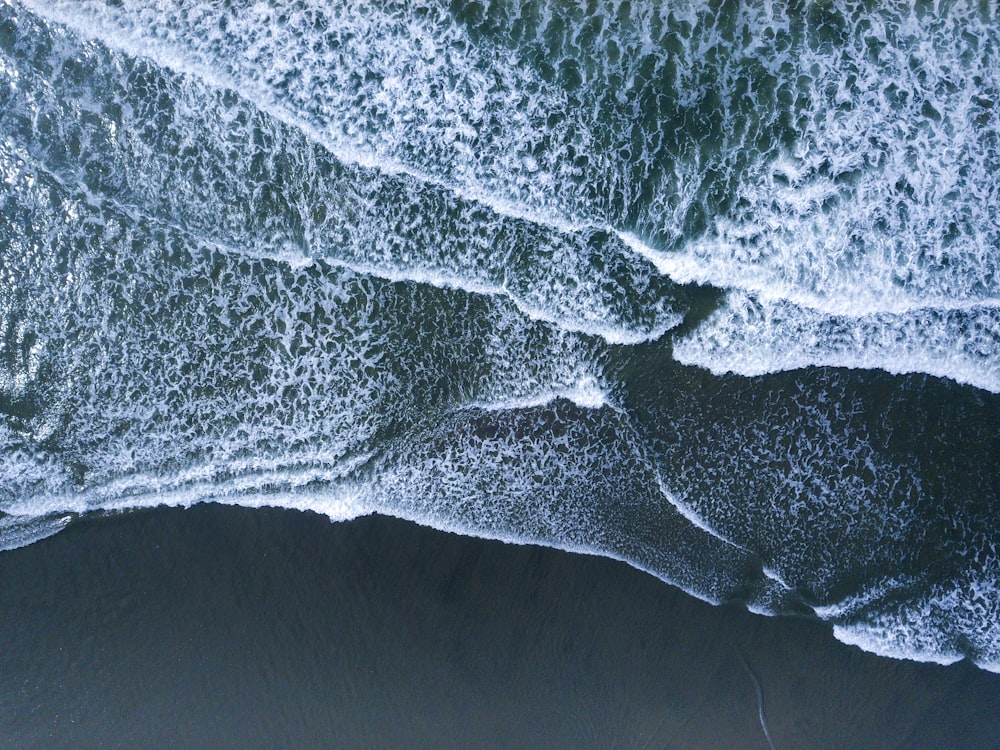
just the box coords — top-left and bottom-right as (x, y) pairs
(0, 0), (997, 671)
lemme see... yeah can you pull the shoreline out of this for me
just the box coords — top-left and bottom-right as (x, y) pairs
(2, 504), (998, 748)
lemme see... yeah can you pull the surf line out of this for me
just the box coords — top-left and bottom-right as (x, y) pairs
(739, 651), (778, 750)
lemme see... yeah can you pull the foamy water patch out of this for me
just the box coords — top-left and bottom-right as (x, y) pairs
(624, 364), (932, 618)
(619, 3), (1000, 388)
(1, 5), (685, 346)
(464, 374), (609, 412)
(832, 623), (965, 667)
(17, 0), (603, 227)
(674, 291), (1000, 393)
(365, 399), (800, 609)
(645, 3), (998, 310)
(1, 120), (610, 554)
(0, 513), (72, 553)
(830, 566), (1000, 673)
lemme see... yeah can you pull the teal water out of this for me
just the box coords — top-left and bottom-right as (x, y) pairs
(1, 0), (998, 670)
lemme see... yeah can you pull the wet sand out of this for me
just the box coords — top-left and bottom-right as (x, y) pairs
(1, 504), (998, 749)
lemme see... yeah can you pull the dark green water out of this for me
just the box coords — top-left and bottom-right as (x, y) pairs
(1, 0), (998, 676)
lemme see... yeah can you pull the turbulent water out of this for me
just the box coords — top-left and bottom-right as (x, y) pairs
(1, 0), (998, 670)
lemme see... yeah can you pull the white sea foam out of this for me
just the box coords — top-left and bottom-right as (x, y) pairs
(832, 623), (965, 667)
(1, 116), (605, 538)
(674, 290), (1000, 392)
(0, 513), (72, 552)
(635, 3), (1000, 390)
(812, 574), (914, 622)
(464, 374), (608, 412)
(0, 8), (683, 346)
(634, 362), (934, 625)
(831, 578), (1000, 673)
(13, 0), (597, 226)
(820, 559), (1000, 673)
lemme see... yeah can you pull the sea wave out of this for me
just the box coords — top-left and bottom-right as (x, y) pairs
(2, 0), (999, 673)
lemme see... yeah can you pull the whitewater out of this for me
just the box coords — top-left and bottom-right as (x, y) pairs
(1, 0), (998, 672)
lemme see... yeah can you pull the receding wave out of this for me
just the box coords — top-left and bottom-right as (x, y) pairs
(2, 0), (999, 673)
